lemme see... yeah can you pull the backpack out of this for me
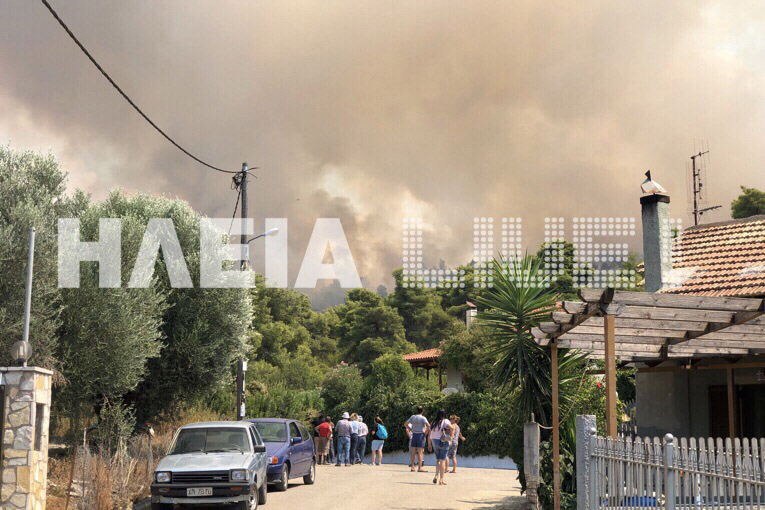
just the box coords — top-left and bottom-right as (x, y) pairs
(376, 424), (388, 440)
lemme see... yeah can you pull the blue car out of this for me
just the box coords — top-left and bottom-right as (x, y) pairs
(247, 418), (316, 492)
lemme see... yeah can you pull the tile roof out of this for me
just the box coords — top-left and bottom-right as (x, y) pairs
(402, 348), (442, 362)
(660, 215), (765, 297)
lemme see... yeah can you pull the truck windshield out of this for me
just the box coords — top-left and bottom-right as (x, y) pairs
(170, 428), (251, 454)
(253, 422), (288, 443)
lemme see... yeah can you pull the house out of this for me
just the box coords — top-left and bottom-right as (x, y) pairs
(402, 303), (476, 392)
(532, 186), (765, 508)
(636, 204), (765, 438)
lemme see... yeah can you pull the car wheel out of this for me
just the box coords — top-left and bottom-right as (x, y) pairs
(151, 504), (172, 510)
(258, 481), (268, 505)
(275, 464), (289, 492)
(303, 459), (316, 485)
(237, 498), (254, 510)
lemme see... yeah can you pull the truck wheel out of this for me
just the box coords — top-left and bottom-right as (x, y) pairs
(275, 465), (289, 492)
(258, 481), (268, 505)
(303, 459), (316, 485)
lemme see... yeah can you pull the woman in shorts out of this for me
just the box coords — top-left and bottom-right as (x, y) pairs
(427, 409), (452, 485)
(447, 415), (466, 473)
(369, 416), (387, 465)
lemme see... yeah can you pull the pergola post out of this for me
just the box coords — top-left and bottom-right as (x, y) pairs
(727, 368), (736, 440)
(604, 314), (617, 438)
(438, 365), (443, 391)
(551, 340), (560, 510)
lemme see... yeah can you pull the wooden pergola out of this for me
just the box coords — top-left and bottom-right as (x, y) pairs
(403, 348), (445, 390)
(532, 288), (765, 510)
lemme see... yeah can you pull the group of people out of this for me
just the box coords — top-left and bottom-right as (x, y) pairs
(405, 406), (466, 485)
(312, 412), (389, 467)
(311, 406), (466, 483)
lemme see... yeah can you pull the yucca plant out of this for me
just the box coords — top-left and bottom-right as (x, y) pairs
(476, 255), (587, 427)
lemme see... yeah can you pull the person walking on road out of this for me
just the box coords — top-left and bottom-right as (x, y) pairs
(428, 409), (453, 485)
(349, 413), (360, 465)
(312, 413), (325, 463)
(315, 416), (332, 466)
(369, 416), (388, 466)
(327, 417), (336, 465)
(356, 415), (368, 464)
(447, 415), (466, 473)
(405, 406), (430, 472)
(335, 412), (352, 467)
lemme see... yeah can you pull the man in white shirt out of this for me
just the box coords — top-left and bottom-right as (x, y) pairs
(356, 416), (369, 465)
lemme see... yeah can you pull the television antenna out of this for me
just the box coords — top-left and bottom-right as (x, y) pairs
(687, 142), (721, 226)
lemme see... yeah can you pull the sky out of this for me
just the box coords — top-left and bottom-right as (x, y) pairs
(2, 0), (765, 304)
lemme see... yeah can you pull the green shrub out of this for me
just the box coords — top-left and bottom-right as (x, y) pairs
(93, 400), (136, 456)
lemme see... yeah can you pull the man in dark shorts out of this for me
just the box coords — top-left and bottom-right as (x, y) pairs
(405, 406), (430, 472)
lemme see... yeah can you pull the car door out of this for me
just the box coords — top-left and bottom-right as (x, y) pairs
(249, 425), (267, 489)
(288, 421), (306, 475)
(297, 422), (313, 474)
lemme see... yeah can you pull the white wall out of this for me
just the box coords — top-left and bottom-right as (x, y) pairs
(363, 450), (517, 470)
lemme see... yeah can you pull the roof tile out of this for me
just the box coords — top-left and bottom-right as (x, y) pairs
(661, 216), (765, 298)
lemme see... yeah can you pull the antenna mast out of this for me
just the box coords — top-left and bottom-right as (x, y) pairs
(689, 147), (721, 226)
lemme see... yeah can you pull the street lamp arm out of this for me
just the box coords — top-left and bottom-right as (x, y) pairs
(246, 227), (280, 243)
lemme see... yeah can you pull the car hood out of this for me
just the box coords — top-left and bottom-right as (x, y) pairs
(157, 452), (251, 472)
(264, 442), (287, 458)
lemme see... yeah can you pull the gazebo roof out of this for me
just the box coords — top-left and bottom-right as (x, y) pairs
(532, 288), (765, 361)
(403, 348), (442, 369)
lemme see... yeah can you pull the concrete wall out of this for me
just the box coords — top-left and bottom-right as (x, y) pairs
(445, 363), (464, 391)
(636, 364), (762, 438)
(366, 450), (517, 470)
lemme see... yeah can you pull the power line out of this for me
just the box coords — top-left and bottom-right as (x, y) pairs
(228, 188), (242, 236)
(39, 0), (239, 175)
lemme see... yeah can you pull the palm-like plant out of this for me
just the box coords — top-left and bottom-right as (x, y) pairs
(476, 255), (586, 426)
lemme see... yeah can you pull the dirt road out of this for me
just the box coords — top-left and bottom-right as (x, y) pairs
(264, 463), (523, 510)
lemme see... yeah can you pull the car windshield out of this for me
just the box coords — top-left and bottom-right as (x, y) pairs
(253, 422), (288, 443)
(170, 427), (251, 454)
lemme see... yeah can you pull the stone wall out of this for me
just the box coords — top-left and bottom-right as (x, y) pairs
(1, 367), (52, 510)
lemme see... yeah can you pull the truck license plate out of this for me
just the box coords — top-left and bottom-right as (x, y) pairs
(187, 487), (213, 497)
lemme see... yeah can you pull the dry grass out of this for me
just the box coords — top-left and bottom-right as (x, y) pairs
(46, 406), (227, 510)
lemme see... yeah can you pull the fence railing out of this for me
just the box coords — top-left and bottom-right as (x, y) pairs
(579, 425), (765, 509)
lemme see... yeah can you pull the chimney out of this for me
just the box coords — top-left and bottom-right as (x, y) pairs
(640, 193), (671, 292)
(466, 301), (477, 329)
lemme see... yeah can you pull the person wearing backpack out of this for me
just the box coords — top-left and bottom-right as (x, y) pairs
(369, 416), (388, 466)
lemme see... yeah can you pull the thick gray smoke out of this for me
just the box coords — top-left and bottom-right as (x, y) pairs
(2, 0), (764, 295)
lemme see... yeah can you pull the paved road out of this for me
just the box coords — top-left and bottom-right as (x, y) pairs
(264, 463), (523, 510)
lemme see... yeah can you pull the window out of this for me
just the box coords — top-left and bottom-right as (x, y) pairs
(34, 403), (45, 451)
(169, 427), (251, 454)
(289, 422), (301, 442)
(249, 426), (263, 447)
(254, 422), (288, 442)
(298, 423), (310, 441)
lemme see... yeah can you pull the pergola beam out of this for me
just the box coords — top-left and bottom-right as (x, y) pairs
(578, 289), (764, 312)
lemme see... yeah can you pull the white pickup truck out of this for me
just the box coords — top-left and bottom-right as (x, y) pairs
(150, 421), (268, 509)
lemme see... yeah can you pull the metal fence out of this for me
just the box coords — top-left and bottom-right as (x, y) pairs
(584, 430), (765, 509)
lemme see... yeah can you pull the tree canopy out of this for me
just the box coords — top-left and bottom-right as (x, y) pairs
(731, 186), (765, 219)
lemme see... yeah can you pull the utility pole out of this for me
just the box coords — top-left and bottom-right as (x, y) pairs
(240, 162), (249, 270)
(236, 162), (249, 421)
